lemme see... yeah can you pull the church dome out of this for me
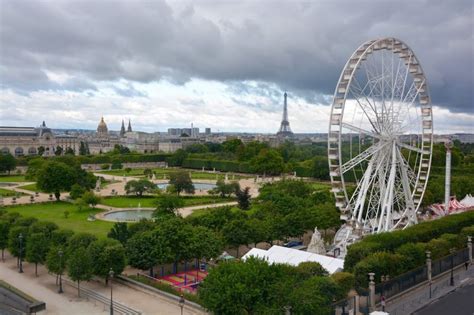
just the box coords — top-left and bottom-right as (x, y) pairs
(97, 117), (108, 134)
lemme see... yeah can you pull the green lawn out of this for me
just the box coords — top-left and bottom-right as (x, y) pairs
(310, 182), (331, 191)
(0, 175), (28, 182)
(2, 202), (115, 238)
(0, 188), (25, 197)
(186, 204), (257, 219)
(17, 183), (38, 192)
(100, 195), (234, 208)
(96, 168), (250, 180)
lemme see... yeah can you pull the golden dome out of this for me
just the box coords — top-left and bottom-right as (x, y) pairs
(97, 117), (108, 134)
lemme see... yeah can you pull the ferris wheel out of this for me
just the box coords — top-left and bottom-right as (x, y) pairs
(328, 38), (433, 254)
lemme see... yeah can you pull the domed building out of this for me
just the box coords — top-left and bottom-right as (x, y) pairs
(97, 117), (109, 137)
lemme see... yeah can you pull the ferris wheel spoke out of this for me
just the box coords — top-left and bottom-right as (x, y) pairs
(341, 122), (381, 140)
(340, 142), (386, 174)
(397, 142), (424, 154)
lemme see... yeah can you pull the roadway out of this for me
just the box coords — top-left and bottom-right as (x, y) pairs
(414, 282), (474, 315)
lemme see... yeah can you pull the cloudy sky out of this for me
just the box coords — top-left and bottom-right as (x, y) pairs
(0, 0), (472, 133)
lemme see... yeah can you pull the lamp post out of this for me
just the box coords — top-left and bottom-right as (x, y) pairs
(426, 251), (432, 298)
(58, 250), (64, 293)
(450, 248), (455, 286)
(109, 268), (114, 315)
(179, 294), (185, 315)
(18, 233), (23, 273)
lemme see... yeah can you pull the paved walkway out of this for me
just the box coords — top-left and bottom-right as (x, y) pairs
(385, 263), (474, 315)
(0, 253), (207, 315)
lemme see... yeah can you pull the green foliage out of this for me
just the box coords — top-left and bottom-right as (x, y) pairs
(107, 222), (129, 245)
(29, 221), (58, 238)
(222, 139), (243, 153)
(250, 148), (285, 175)
(25, 232), (50, 275)
(169, 171), (194, 195)
(0, 153), (16, 174)
(45, 246), (66, 276)
(331, 272), (356, 299)
(0, 220), (11, 260)
(126, 231), (161, 276)
(88, 239), (126, 282)
(296, 261), (329, 278)
(345, 211), (474, 270)
(425, 238), (451, 259)
(199, 257), (340, 315)
(69, 184), (86, 200)
(125, 179), (155, 197)
(67, 233), (97, 255)
(8, 226), (28, 258)
(212, 179), (239, 198)
(394, 243), (426, 270)
(153, 194), (184, 219)
(37, 161), (75, 200)
(236, 187), (251, 210)
(353, 252), (404, 289)
(50, 229), (74, 247)
(80, 191), (101, 207)
(67, 247), (93, 296)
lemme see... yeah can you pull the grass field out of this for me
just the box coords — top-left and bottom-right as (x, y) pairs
(186, 204), (257, 219)
(96, 168), (250, 180)
(17, 183), (38, 192)
(310, 182), (331, 191)
(0, 175), (28, 182)
(100, 195), (234, 208)
(2, 202), (115, 238)
(0, 188), (25, 197)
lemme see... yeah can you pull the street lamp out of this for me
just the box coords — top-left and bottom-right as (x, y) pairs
(450, 248), (456, 286)
(179, 294), (185, 315)
(109, 268), (114, 315)
(18, 233), (23, 273)
(58, 250), (64, 293)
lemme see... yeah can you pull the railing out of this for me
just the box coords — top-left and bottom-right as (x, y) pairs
(332, 247), (471, 315)
(62, 279), (141, 315)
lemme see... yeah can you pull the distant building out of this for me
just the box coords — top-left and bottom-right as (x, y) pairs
(0, 121), (78, 156)
(205, 128), (211, 135)
(167, 127), (199, 137)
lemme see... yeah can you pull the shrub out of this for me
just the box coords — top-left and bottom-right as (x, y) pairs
(394, 243), (426, 271)
(101, 164), (110, 170)
(353, 252), (404, 289)
(331, 272), (355, 299)
(425, 238), (451, 259)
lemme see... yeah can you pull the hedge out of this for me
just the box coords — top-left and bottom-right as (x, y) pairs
(182, 158), (251, 173)
(344, 211), (474, 271)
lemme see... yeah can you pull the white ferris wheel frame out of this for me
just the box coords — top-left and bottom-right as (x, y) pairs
(328, 38), (433, 243)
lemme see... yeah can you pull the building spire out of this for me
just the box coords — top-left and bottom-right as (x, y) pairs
(276, 91), (293, 138)
(120, 119), (126, 137)
(127, 119), (132, 132)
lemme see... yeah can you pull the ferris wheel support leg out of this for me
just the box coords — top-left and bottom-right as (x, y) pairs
(379, 143), (397, 232)
(354, 157), (375, 224)
(396, 147), (417, 226)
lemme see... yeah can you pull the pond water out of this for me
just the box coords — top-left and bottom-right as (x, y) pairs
(103, 210), (154, 221)
(156, 183), (217, 190)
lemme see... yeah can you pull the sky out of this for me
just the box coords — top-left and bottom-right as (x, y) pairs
(0, 0), (473, 134)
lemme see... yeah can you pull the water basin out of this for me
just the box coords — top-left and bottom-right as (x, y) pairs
(103, 210), (154, 221)
(156, 183), (217, 190)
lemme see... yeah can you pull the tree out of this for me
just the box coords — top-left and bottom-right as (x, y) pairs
(250, 149), (285, 175)
(236, 187), (251, 210)
(290, 276), (339, 315)
(221, 219), (251, 257)
(54, 146), (63, 156)
(26, 233), (50, 276)
(222, 139), (243, 153)
(143, 168), (153, 177)
(79, 141), (88, 155)
(29, 221), (58, 239)
(0, 153), (16, 174)
(67, 233), (97, 255)
(37, 146), (45, 156)
(65, 147), (75, 155)
(212, 179), (239, 198)
(295, 261), (328, 278)
(80, 191), (101, 208)
(46, 246), (66, 281)
(7, 226), (28, 260)
(36, 161), (76, 200)
(25, 158), (46, 180)
(69, 184), (86, 200)
(88, 239), (126, 284)
(125, 179), (155, 197)
(68, 247), (93, 296)
(169, 171), (194, 195)
(0, 220), (10, 261)
(50, 229), (74, 247)
(127, 231), (161, 276)
(153, 194), (184, 219)
(107, 222), (129, 245)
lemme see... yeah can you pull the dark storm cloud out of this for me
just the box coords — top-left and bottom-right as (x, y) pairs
(0, 0), (472, 112)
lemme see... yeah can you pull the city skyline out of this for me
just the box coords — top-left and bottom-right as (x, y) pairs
(1, 0), (473, 134)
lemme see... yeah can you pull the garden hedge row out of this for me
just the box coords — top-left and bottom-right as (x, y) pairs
(344, 211), (474, 271)
(16, 153), (171, 166)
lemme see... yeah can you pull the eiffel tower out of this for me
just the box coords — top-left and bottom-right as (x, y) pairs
(276, 92), (294, 138)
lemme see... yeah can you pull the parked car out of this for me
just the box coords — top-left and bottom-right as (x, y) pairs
(284, 240), (303, 248)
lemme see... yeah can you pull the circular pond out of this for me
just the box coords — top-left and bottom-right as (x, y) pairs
(103, 210), (154, 222)
(156, 183), (217, 190)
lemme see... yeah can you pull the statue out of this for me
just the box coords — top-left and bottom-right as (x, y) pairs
(307, 227), (326, 255)
(95, 178), (101, 192)
(152, 173), (156, 181)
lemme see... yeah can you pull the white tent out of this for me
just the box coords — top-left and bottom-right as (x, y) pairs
(460, 194), (474, 207)
(242, 245), (344, 274)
